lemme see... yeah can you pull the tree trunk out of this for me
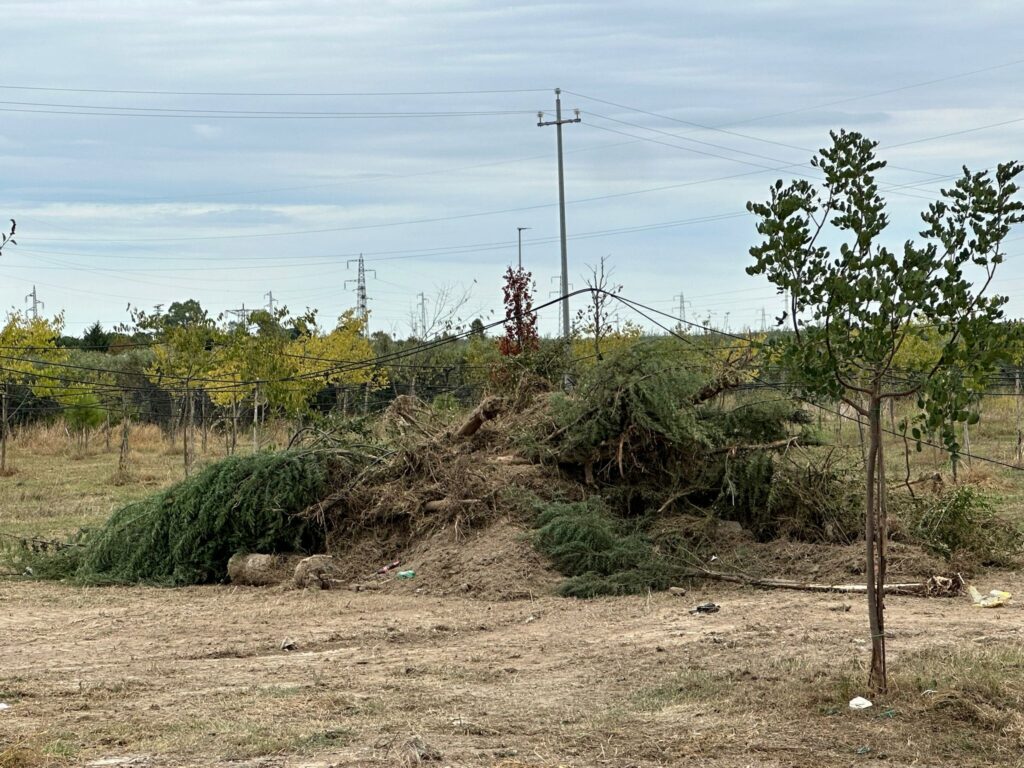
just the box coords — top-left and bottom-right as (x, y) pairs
(962, 422), (972, 467)
(118, 393), (130, 474)
(201, 396), (208, 454)
(231, 398), (238, 456)
(252, 385), (260, 452)
(1, 385), (8, 474)
(855, 398), (868, 469)
(183, 387), (191, 476)
(1015, 372), (1023, 466)
(866, 396), (887, 693)
(105, 412), (111, 452)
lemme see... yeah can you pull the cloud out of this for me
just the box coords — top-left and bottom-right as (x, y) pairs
(0, 1), (1022, 329)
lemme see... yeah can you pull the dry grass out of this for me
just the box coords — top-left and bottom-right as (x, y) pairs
(3, 579), (1024, 768)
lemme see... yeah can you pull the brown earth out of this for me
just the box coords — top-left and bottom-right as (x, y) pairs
(3, 570), (1023, 768)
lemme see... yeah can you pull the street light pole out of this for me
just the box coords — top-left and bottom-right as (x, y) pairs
(517, 226), (531, 270)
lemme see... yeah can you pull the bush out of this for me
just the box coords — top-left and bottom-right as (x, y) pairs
(717, 450), (862, 542)
(533, 498), (674, 597)
(5, 450), (338, 585)
(907, 485), (1023, 567)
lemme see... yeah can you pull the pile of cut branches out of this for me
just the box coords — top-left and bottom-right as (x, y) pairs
(5, 450), (351, 585)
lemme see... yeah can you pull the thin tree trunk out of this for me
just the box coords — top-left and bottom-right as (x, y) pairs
(252, 385), (259, 452)
(2, 385), (8, 473)
(105, 412), (111, 452)
(855, 397), (868, 469)
(201, 395), (208, 454)
(963, 422), (972, 467)
(1015, 372), (1023, 466)
(118, 392), (130, 474)
(231, 398), (238, 456)
(866, 396), (887, 693)
(183, 387), (191, 475)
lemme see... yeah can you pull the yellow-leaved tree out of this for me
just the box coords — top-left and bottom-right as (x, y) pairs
(0, 311), (68, 473)
(289, 310), (384, 417)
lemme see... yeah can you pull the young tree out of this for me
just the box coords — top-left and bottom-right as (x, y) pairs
(499, 266), (539, 357)
(130, 303), (217, 475)
(575, 255), (622, 360)
(0, 311), (67, 472)
(290, 310), (383, 416)
(747, 130), (1022, 692)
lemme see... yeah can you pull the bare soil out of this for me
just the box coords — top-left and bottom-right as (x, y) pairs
(3, 570), (1023, 768)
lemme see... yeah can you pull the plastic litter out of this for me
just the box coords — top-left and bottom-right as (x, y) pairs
(397, 570), (416, 580)
(375, 559), (401, 575)
(689, 602), (720, 615)
(0, 703), (10, 712)
(849, 696), (873, 710)
(968, 585), (1012, 608)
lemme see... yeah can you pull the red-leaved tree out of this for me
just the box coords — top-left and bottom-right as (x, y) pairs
(499, 266), (539, 356)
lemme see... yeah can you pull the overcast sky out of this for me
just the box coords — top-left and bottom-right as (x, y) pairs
(1, 1), (1023, 337)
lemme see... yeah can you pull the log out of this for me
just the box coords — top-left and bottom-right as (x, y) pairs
(455, 396), (504, 438)
(293, 554), (343, 589)
(227, 553), (300, 586)
(680, 569), (962, 597)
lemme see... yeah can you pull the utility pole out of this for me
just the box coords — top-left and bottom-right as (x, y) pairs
(673, 292), (688, 324)
(345, 253), (376, 335)
(760, 307), (767, 332)
(24, 285), (43, 320)
(538, 88), (581, 340)
(417, 292), (429, 338)
(517, 227), (531, 269)
(264, 291), (278, 314)
(227, 304), (252, 327)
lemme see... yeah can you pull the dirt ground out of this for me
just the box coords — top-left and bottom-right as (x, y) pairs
(3, 573), (1023, 768)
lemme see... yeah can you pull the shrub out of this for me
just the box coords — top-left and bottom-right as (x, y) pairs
(5, 450), (337, 585)
(533, 498), (673, 597)
(907, 485), (1023, 567)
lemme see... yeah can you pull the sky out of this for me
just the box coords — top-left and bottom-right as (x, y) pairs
(1, 1), (1023, 339)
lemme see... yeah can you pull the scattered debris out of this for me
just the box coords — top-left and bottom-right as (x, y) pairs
(829, 603), (852, 612)
(849, 696), (873, 710)
(375, 559), (401, 575)
(397, 570), (416, 580)
(968, 585), (1012, 608)
(668, 586), (687, 597)
(689, 602), (720, 615)
(0, 702), (10, 711)
(683, 568), (964, 597)
(397, 735), (441, 765)
(280, 637), (297, 651)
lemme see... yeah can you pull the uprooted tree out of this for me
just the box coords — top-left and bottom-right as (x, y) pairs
(747, 129), (1023, 692)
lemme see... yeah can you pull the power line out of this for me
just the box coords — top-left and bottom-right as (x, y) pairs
(0, 85), (549, 97)
(0, 101), (535, 119)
